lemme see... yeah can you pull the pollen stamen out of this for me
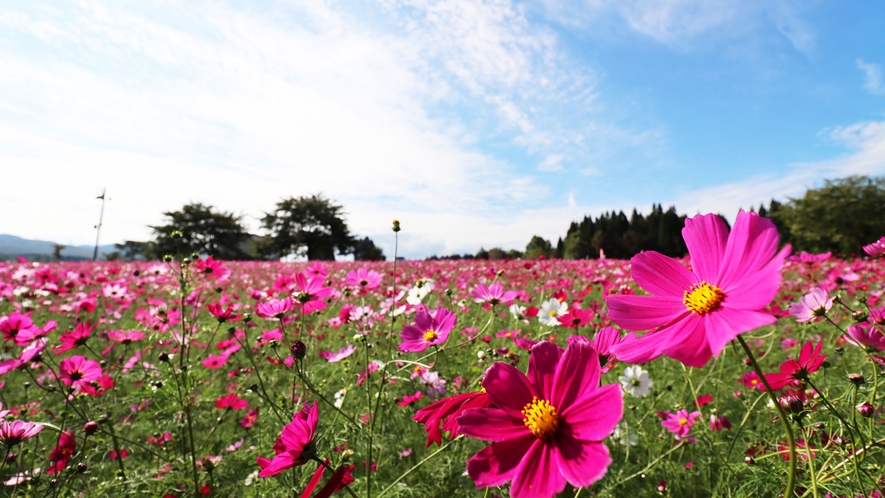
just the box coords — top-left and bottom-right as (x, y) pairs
(522, 397), (560, 441)
(423, 330), (438, 342)
(683, 281), (725, 315)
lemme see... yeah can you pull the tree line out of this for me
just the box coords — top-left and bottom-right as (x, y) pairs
(432, 175), (885, 261)
(109, 194), (385, 261)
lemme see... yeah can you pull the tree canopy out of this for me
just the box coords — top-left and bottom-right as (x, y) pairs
(149, 203), (251, 260)
(769, 175), (885, 256)
(259, 195), (355, 260)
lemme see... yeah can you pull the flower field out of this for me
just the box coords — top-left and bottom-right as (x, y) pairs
(1, 214), (884, 497)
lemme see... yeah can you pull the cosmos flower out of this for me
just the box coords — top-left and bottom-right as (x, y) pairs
(661, 410), (700, 440)
(0, 420), (44, 447)
(863, 235), (885, 258)
(537, 298), (568, 327)
(58, 356), (102, 389)
(318, 345), (357, 362)
(257, 402), (319, 477)
(255, 297), (295, 319)
(399, 308), (456, 353)
(345, 268), (382, 291)
(470, 283), (518, 306)
(764, 341), (826, 390)
(47, 430), (76, 475)
(457, 341), (622, 498)
(789, 288), (833, 323)
(608, 211), (790, 368)
(618, 365), (653, 398)
(413, 390), (492, 448)
(845, 322), (885, 351)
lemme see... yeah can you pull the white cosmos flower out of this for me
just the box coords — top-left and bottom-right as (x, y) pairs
(509, 304), (526, 320)
(611, 422), (639, 446)
(405, 278), (435, 305)
(537, 298), (568, 327)
(619, 365), (653, 398)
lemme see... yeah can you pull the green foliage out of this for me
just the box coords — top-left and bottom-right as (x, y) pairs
(525, 235), (552, 259)
(149, 202), (252, 260)
(260, 194), (355, 260)
(353, 236), (386, 261)
(562, 205), (688, 259)
(769, 175), (885, 255)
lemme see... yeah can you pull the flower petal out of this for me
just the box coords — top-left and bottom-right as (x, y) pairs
(511, 440), (566, 498)
(660, 314), (712, 368)
(559, 384), (622, 442)
(630, 251), (695, 297)
(716, 211), (781, 290)
(606, 295), (688, 331)
(482, 362), (537, 415)
(466, 434), (535, 489)
(458, 408), (529, 442)
(551, 341), (599, 410)
(257, 452), (298, 477)
(705, 308), (776, 356)
(529, 341), (563, 400)
(554, 437), (612, 488)
(683, 213), (729, 280)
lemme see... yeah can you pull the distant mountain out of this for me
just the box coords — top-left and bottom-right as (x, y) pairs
(0, 234), (116, 261)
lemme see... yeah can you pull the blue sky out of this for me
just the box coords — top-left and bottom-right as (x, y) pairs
(1, 0), (883, 259)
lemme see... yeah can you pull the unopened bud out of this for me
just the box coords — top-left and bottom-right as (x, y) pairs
(290, 340), (307, 360)
(83, 421), (99, 435)
(163, 255), (174, 262)
(392, 219), (401, 232)
(77, 462), (87, 473)
(848, 373), (866, 386)
(158, 352), (170, 363)
(858, 402), (875, 418)
(779, 395), (804, 414)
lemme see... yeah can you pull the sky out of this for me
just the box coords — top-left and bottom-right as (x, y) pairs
(1, 0), (884, 259)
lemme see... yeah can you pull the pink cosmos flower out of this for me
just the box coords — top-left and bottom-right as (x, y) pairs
(399, 308), (457, 353)
(457, 341), (622, 498)
(764, 341), (826, 390)
(470, 283), (518, 306)
(558, 307), (593, 329)
(215, 393), (249, 410)
(589, 327), (623, 366)
(58, 356), (102, 389)
(256, 402), (319, 477)
(53, 321), (96, 355)
(207, 302), (242, 323)
(608, 211), (791, 368)
(845, 322), (885, 351)
(863, 235), (885, 257)
(789, 288), (833, 323)
(0, 420), (44, 447)
(398, 391), (425, 407)
(345, 268), (382, 291)
(0, 311), (57, 346)
(47, 430), (76, 474)
(414, 390), (492, 448)
(293, 273), (333, 315)
(661, 409), (701, 440)
(255, 297), (295, 319)
(317, 345), (356, 362)
(108, 330), (145, 344)
(240, 408), (259, 428)
(709, 414), (732, 432)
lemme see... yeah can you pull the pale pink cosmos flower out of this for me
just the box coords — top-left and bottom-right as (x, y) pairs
(607, 211), (790, 368)
(661, 409), (701, 440)
(845, 322), (885, 351)
(863, 235), (885, 257)
(458, 341), (622, 498)
(399, 308), (457, 353)
(255, 297), (294, 319)
(470, 283), (518, 306)
(0, 420), (44, 447)
(345, 268), (382, 291)
(318, 344), (357, 362)
(789, 288), (833, 323)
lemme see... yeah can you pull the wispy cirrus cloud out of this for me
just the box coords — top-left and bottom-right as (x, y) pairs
(857, 59), (885, 95)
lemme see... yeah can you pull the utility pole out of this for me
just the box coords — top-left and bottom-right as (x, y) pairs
(93, 189), (107, 261)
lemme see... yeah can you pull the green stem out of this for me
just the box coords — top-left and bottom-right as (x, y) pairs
(376, 436), (462, 498)
(736, 335), (795, 498)
(803, 427), (818, 498)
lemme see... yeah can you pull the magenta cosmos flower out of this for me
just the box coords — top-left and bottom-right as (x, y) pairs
(846, 322), (885, 351)
(293, 273), (333, 314)
(399, 308), (456, 353)
(457, 341), (622, 498)
(863, 235), (885, 257)
(257, 401), (318, 477)
(58, 356), (103, 389)
(608, 211), (791, 368)
(470, 283), (518, 306)
(661, 409), (700, 440)
(255, 297), (295, 319)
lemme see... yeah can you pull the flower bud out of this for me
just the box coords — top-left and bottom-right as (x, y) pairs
(848, 373), (866, 386)
(83, 421), (99, 435)
(392, 219), (401, 232)
(77, 462), (87, 473)
(858, 402), (875, 418)
(290, 340), (307, 360)
(158, 352), (170, 363)
(779, 394), (804, 414)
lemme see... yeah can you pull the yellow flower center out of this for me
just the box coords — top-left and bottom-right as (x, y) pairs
(683, 281), (725, 315)
(678, 418), (688, 425)
(549, 310), (557, 317)
(522, 397), (560, 441)
(423, 330), (438, 342)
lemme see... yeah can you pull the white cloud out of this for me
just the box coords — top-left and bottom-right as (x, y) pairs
(538, 153), (564, 171)
(0, 0), (603, 257)
(857, 59), (885, 95)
